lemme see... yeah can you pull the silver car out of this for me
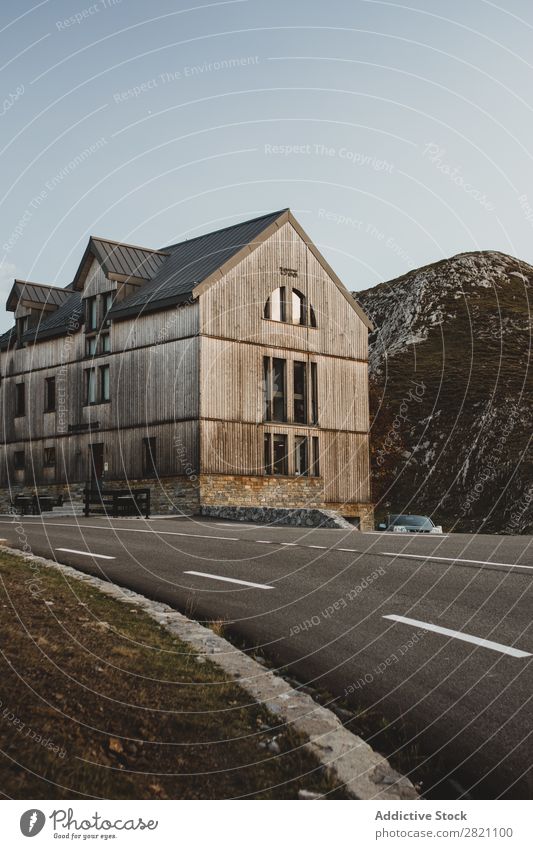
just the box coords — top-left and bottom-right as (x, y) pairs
(377, 514), (443, 534)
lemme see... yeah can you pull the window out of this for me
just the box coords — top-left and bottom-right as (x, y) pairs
(291, 289), (306, 325)
(264, 433), (272, 475)
(263, 357), (286, 422)
(310, 362), (318, 424)
(43, 447), (56, 467)
(273, 434), (288, 475)
(312, 436), (320, 476)
(45, 377), (56, 412)
(15, 383), (25, 417)
(103, 293), (114, 326)
(85, 368), (97, 404)
(86, 337), (97, 357)
(142, 437), (157, 477)
(16, 316), (28, 345)
(100, 365), (110, 402)
(86, 296), (98, 331)
(293, 362), (307, 423)
(14, 450), (25, 470)
(264, 286), (316, 327)
(264, 286), (286, 321)
(294, 435), (309, 476)
(101, 332), (111, 353)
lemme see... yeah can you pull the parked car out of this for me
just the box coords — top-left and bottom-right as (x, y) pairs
(377, 514), (443, 534)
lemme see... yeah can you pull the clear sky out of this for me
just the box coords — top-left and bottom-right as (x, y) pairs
(1, 0), (533, 331)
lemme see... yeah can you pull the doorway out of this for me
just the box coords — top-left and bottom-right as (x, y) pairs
(89, 442), (104, 484)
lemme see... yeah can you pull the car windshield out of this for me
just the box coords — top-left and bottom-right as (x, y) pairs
(390, 515), (434, 529)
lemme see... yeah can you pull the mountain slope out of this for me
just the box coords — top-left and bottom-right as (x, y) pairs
(357, 250), (533, 533)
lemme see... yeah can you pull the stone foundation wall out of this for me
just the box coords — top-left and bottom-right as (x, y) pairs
(1, 472), (374, 528)
(0, 476), (200, 516)
(200, 505), (355, 529)
(199, 473), (325, 509)
(325, 502), (375, 532)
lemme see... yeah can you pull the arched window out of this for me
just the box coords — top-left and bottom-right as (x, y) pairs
(264, 286), (286, 322)
(264, 286), (316, 327)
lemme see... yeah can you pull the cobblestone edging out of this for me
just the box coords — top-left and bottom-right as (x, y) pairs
(1, 544), (417, 800)
(200, 505), (356, 530)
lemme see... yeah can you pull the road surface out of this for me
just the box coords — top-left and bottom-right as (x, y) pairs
(1, 513), (531, 798)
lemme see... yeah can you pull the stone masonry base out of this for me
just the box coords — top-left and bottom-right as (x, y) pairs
(1, 472), (374, 529)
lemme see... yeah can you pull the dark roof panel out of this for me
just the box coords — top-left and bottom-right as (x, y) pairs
(21, 291), (83, 343)
(6, 280), (71, 311)
(91, 238), (168, 281)
(110, 209), (288, 318)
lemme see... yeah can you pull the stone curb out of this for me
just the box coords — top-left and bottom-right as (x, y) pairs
(200, 505), (356, 530)
(2, 545), (418, 800)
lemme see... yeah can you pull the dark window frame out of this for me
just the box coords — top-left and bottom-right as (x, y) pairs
(43, 446), (56, 468)
(99, 364), (110, 403)
(15, 382), (25, 417)
(263, 356), (287, 423)
(14, 450), (25, 470)
(293, 361), (307, 424)
(294, 434), (309, 476)
(272, 433), (288, 476)
(44, 376), (56, 412)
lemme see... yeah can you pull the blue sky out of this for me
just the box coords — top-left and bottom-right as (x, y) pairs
(1, 0), (533, 331)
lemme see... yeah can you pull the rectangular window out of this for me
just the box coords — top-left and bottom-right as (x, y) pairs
(14, 450), (25, 470)
(293, 361), (307, 423)
(101, 332), (111, 353)
(273, 434), (288, 475)
(16, 315), (28, 345)
(86, 337), (97, 357)
(310, 362), (318, 424)
(45, 377), (56, 412)
(15, 383), (25, 417)
(86, 296), (98, 330)
(85, 368), (97, 404)
(312, 436), (320, 477)
(100, 365), (110, 402)
(264, 433), (272, 475)
(263, 357), (286, 422)
(272, 358), (286, 421)
(142, 437), (157, 477)
(294, 435), (309, 476)
(43, 447), (56, 467)
(103, 293), (114, 326)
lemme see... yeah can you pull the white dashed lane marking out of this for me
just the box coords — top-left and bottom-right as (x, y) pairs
(381, 551), (533, 570)
(56, 547), (115, 560)
(383, 614), (532, 658)
(184, 571), (274, 589)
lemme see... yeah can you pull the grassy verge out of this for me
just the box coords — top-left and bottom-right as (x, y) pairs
(0, 551), (349, 799)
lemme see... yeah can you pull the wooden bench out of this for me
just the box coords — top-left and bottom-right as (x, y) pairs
(11, 493), (60, 515)
(83, 487), (151, 519)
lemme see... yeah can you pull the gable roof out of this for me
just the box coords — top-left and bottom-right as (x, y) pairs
(109, 209), (288, 319)
(0, 208), (373, 346)
(6, 279), (71, 312)
(72, 237), (169, 290)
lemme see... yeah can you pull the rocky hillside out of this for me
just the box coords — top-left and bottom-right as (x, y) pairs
(357, 251), (533, 534)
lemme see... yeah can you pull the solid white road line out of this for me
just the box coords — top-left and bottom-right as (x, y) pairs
(56, 547), (115, 560)
(184, 571), (274, 589)
(383, 614), (532, 658)
(381, 551), (533, 570)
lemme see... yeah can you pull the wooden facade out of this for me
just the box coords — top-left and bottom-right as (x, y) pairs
(0, 210), (374, 526)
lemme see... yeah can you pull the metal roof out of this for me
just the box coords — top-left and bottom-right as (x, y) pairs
(21, 291), (83, 344)
(109, 209), (288, 318)
(90, 238), (168, 281)
(6, 280), (71, 312)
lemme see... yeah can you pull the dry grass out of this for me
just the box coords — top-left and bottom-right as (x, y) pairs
(0, 552), (348, 799)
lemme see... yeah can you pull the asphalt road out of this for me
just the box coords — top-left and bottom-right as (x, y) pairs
(1, 513), (532, 799)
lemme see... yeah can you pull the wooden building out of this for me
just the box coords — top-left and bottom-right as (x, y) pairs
(0, 209), (374, 527)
